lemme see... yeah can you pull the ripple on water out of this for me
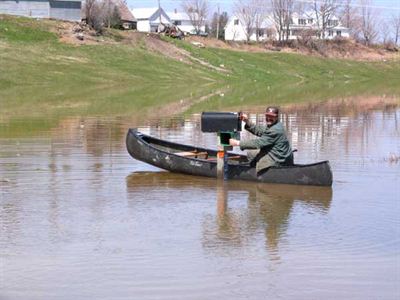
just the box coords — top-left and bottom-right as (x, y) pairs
(1, 106), (399, 299)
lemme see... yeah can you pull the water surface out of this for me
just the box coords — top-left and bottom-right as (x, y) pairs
(1, 102), (399, 299)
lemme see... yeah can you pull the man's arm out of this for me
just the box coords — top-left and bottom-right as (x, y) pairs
(229, 131), (278, 150)
(241, 114), (267, 137)
(245, 123), (268, 137)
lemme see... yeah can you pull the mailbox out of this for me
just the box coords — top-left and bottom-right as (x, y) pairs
(201, 112), (242, 133)
(200, 112), (243, 180)
(201, 112), (242, 146)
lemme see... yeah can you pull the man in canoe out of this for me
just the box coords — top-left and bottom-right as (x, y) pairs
(229, 106), (294, 174)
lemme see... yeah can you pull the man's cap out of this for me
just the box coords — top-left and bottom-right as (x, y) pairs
(265, 106), (279, 117)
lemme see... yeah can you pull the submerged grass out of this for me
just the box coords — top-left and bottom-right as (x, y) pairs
(0, 15), (399, 136)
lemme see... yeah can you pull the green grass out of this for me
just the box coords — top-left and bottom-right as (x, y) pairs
(1, 15), (399, 136)
(168, 38), (400, 112)
(0, 16), (223, 122)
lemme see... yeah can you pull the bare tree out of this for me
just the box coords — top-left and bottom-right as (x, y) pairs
(311, 0), (340, 39)
(181, 0), (209, 34)
(271, 0), (294, 42)
(340, 0), (351, 28)
(358, 0), (378, 45)
(84, 0), (106, 32)
(84, 0), (99, 27)
(392, 13), (400, 45)
(234, 0), (259, 42)
(381, 20), (391, 44)
(339, 0), (359, 38)
(210, 11), (229, 39)
(84, 0), (123, 33)
(103, 0), (113, 28)
(253, 0), (269, 42)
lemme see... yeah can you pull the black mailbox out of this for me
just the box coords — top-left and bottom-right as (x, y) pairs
(201, 112), (242, 133)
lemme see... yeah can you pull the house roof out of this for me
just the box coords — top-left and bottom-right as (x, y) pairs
(82, 0), (136, 22)
(301, 11), (339, 20)
(149, 14), (171, 24)
(131, 7), (159, 19)
(167, 10), (191, 21)
(114, 0), (136, 22)
(228, 15), (274, 29)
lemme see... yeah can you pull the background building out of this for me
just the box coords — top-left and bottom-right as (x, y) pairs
(130, 6), (170, 32)
(0, 0), (82, 21)
(225, 12), (349, 42)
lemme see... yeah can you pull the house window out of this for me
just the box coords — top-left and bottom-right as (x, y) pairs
(173, 21), (182, 26)
(328, 30), (333, 36)
(291, 29), (300, 36)
(49, 1), (81, 9)
(298, 19), (306, 25)
(328, 20), (338, 27)
(234, 19), (239, 25)
(257, 29), (264, 37)
(336, 30), (341, 36)
(308, 18), (313, 24)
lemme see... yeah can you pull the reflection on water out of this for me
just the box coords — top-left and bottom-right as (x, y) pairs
(0, 100), (399, 300)
(126, 172), (332, 261)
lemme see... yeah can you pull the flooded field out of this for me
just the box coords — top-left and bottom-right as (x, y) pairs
(1, 102), (399, 299)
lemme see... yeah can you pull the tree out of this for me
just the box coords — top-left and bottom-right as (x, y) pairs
(181, 0), (209, 34)
(84, 0), (100, 29)
(271, 0), (294, 42)
(84, 0), (106, 33)
(102, 0), (122, 29)
(234, 0), (268, 42)
(339, 0), (358, 38)
(380, 20), (391, 44)
(84, 0), (122, 33)
(253, 0), (269, 42)
(392, 13), (400, 45)
(310, 0), (340, 39)
(110, 5), (122, 28)
(358, 0), (378, 45)
(210, 11), (229, 39)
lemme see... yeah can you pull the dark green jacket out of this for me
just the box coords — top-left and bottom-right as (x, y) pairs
(240, 121), (293, 163)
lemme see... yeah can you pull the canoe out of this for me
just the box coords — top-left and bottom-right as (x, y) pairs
(126, 128), (333, 186)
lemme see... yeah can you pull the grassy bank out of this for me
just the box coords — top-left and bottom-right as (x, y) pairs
(170, 39), (400, 113)
(1, 15), (399, 129)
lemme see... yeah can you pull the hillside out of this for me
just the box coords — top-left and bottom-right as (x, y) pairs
(44, 15), (399, 62)
(1, 14), (399, 125)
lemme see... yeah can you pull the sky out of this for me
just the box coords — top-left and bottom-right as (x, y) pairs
(127, 0), (233, 13)
(126, 0), (400, 15)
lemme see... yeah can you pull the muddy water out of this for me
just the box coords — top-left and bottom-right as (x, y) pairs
(1, 103), (399, 300)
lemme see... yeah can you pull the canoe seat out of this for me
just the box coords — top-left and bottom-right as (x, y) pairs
(207, 155), (243, 161)
(228, 155), (242, 160)
(175, 151), (208, 159)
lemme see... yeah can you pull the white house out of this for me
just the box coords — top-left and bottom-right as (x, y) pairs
(130, 7), (171, 32)
(224, 15), (275, 42)
(0, 0), (82, 21)
(167, 9), (206, 35)
(290, 12), (349, 40)
(225, 12), (349, 42)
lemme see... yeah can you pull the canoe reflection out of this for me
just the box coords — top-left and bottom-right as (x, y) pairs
(126, 171), (332, 256)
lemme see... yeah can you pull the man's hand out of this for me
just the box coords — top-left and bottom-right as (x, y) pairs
(240, 113), (251, 126)
(229, 139), (240, 147)
(240, 113), (249, 122)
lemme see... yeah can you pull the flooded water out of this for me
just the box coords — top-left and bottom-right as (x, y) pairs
(1, 102), (399, 300)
